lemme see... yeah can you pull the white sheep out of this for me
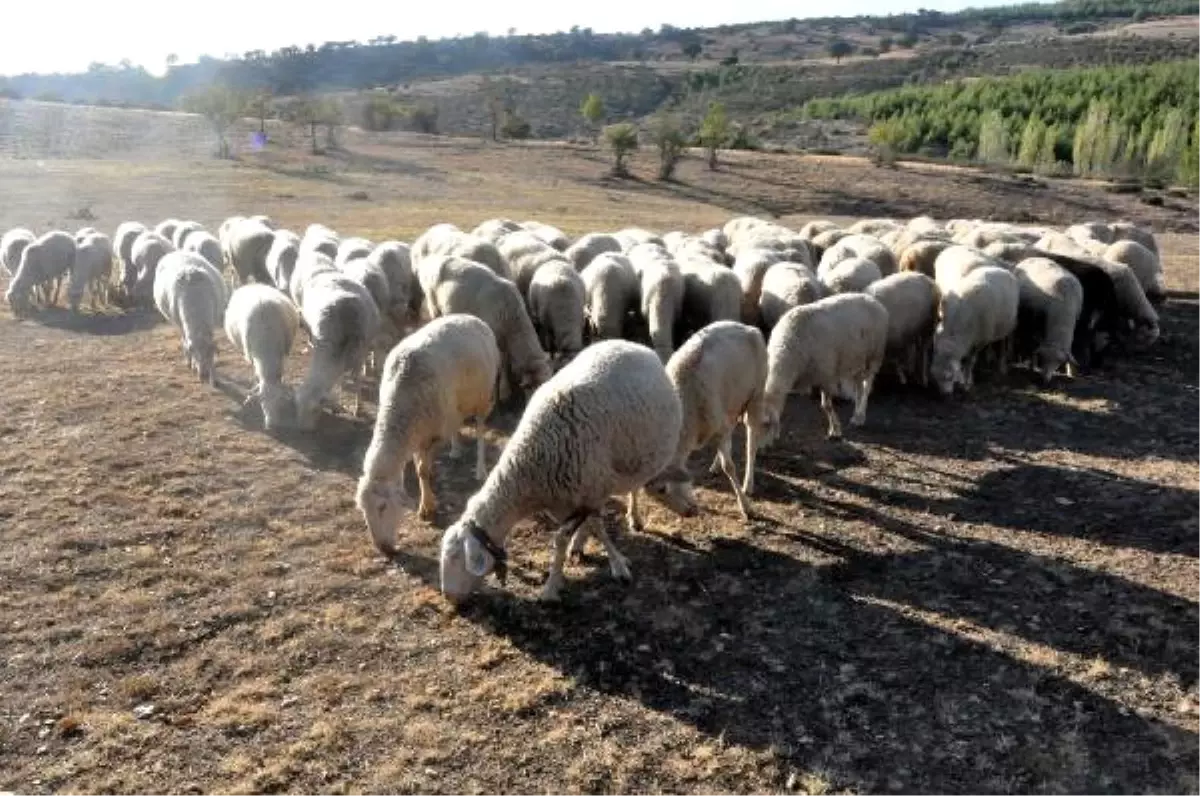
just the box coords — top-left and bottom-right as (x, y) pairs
(438, 340), (683, 604)
(226, 218), (275, 285)
(183, 231), (223, 271)
(699, 228), (728, 254)
(172, 221), (204, 250)
(335, 237), (373, 268)
(496, 230), (565, 297)
(848, 218), (900, 237)
(113, 222), (147, 292)
(565, 232), (623, 271)
(412, 223), (508, 279)
(293, 270), (382, 428)
(810, 228), (850, 256)
(367, 241), (415, 332)
(865, 272), (941, 386)
(289, 250), (339, 309)
(521, 220), (571, 251)
(1104, 240), (1165, 306)
(930, 265), (1020, 396)
(130, 231), (176, 303)
(5, 230), (76, 313)
(153, 251), (227, 385)
(357, 315), (501, 554)
(820, 256), (883, 294)
(733, 247), (788, 325)
(300, 223), (340, 261)
(68, 232), (114, 311)
(419, 254), (553, 400)
(615, 227), (664, 252)
(627, 242), (685, 362)
(528, 260), (587, 365)
(1, 228), (35, 277)
(898, 239), (953, 278)
(154, 219), (181, 244)
(472, 218), (523, 244)
(580, 252), (639, 342)
(758, 262), (825, 330)
(1095, 257), (1159, 347)
(933, 245), (1003, 291)
(266, 230), (301, 293)
(762, 293), (889, 442)
(642, 321), (768, 521)
(223, 283), (300, 431)
(678, 256), (743, 336)
(1012, 257), (1083, 384)
(1110, 221), (1159, 257)
(798, 220), (840, 240)
(818, 233), (897, 279)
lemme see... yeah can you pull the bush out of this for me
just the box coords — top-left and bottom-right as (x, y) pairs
(362, 95), (404, 131)
(603, 122), (639, 176)
(406, 102), (439, 134)
(698, 101), (730, 169)
(650, 113), (687, 180)
(501, 111), (532, 140)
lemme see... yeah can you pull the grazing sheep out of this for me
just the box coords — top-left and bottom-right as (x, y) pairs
(153, 251), (227, 385)
(820, 256), (883, 294)
(898, 239), (953, 278)
(266, 230), (301, 293)
(865, 272), (941, 386)
(472, 218), (523, 244)
(68, 232), (114, 311)
(1, 228), (35, 277)
(677, 257), (743, 338)
(364, 242), (415, 330)
(293, 271), (382, 428)
(848, 218), (900, 237)
(357, 315), (501, 553)
(699, 228), (728, 254)
(289, 250), (339, 309)
(819, 234), (897, 279)
(1026, 250), (1122, 368)
(341, 255), (393, 374)
(733, 248), (788, 326)
(522, 220), (571, 251)
(335, 237), (373, 268)
(130, 231), (175, 302)
(809, 228), (850, 258)
(565, 232), (623, 271)
(762, 293), (890, 441)
(1096, 258), (1159, 347)
(438, 340), (683, 604)
(6, 230), (76, 313)
(1104, 240), (1165, 305)
(615, 228), (663, 252)
(183, 231), (223, 270)
(1012, 257), (1083, 384)
(226, 218), (275, 285)
(643, 321), (768, 521)
(933, 245), (1002, 290)
(982, 241), (1038, 266)
(580, 252), (639, 342)
(758, 262), (824, 330)
(528, 260), (587, 365)
(419, 254), (553, 400)
(798, 220), (840, 240)
(172, 221), (204, 250)
(1110, 221), (1159, 257)
(628, 242), (685, 362)
(154, 219), (181, 244)
(223, 284), (300, 430)
(300, 223), (340, 261)
(412, 223), (508, 279)
(930, 265), (1020, 396)
(496, 230), (565, 296)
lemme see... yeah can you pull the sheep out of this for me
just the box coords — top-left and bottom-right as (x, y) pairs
(865, 272), (941, 386)
(153, 251), (227, 385)
(930, 265), (1020, 396)
(666, 233), (725, 266)
(798, 220), (841, 240)
(68, 232), (114, 311)
(762, 293), (889, 442)
(1095, 258), (1159, 347)
(699, 228), (728, 254)
(677, 257), (743, 338)
(154, 219), (181, 244)
(472, 218), (523, 243)
(1, 228), (35, 277)
(335, 237), (373, 268)
(727, 229), (815, 267)
(341, 255), (394, 375)
(819, 234), (897, 279)
(74, 227), (100, 242)
(642, 321), (768, 521)
(810, 228), (850, 258)
(1110, 221), (1159, 257)
(580, 252), (639, 342)
(627, 242), (685, 362)
(300, 223), (340, 260)
(289, 250), (339, 309)
(522, 220), (571, 251)
(183, 231), (223, 270)
(615, 228), (663, 251)
(1011, 257), (1083, 384)
(412, 223), (508, 279)
(848, 218), (900, 237)
(933, 245), (1003, 291)
(1023, 249), (1122, 368)
(437, 340), (683, 604)
(1066, 222), (1115, 250)
(226, 218), (275, 285)
(419, 254), (553, 400)
(5, 230), (76, 313)
(130, 231), (175, 302)
(758, 262), (824, 330)
(172, 221), (204, 250)
(496, 230), (565, 296)
(248, 215), (276, 231)
(733, 248), (788, 325)
(293, 270), (382, 428)
(357, 315), (501, 553)
(565, 232), (623, 271)
(898, 239), (953, 278)
(1104, 239), (1165, 305)
(266, 230), (301, 293)
(367, 242), (415, 332)
(527, 260), (587, 365)
(982, 241), (1039, 266)
(820, 256), (883, 294)
(223, 283), (300, 431)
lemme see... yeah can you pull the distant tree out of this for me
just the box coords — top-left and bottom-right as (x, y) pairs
(285, 96), (341, 153)
(182, 84), (247, 158)
(580, 92), (605, 141)
(879, 36), (893, 53)
(698, 101), (730, 169)
(828, 39), (855, 63)
(361, 94), (402, 131)
(406, 102), (439, 135)
(976, 110), (1012, 165)
(650, 113), (687, 180)
(681, 35), (703, 60)
(246, 89), (274, 134)
(502, 110), (532, 140)
(603, 122), (639, 176)
(898, 32), (919, 47)
(165, 53), (179, 70)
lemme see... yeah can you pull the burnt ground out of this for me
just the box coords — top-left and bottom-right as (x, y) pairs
(0, 132), (1196, 794)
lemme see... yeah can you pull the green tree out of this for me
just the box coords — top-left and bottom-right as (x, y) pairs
(580, 93), (605, 141)
(1017, 115), (1047, 169)
(976, 110), (1011, 165)
(246, 89), (274, 134)
(650, 113), (687, 180)
(285, 96), (341, 153)
(828, 39), (855, 63)
(603, 122), (639, 176)
(1147, 107), (1190, 181)
(698, 102), (730, 169)
(501, 109), (532, 140)
(182, 84), (247, 159)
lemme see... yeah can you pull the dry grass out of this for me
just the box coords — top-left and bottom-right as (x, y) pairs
(0, 127), (1196, 794)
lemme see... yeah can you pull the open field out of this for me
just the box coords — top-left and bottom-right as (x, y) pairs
(0, 132), (1197, 794)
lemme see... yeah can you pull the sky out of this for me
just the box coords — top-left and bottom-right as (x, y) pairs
(3, 0), (1020, 77)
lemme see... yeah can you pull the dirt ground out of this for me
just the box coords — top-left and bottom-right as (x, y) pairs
(0, 132), (1196, 795)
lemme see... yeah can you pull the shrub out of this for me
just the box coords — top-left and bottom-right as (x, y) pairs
(650, 113), (687, 180)
(603, 122), (639, 176)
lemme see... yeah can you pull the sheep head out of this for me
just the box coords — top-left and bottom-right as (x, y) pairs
(356, 476), (414, 557)
(642, 466), (700, 518)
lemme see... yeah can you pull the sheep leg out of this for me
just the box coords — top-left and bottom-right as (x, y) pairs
(850, 372), (875, 427)
(414, 450), (437, 521)
(742, 416), (759, 497)
(566, 524), (592, 561)
(820, 390), (843, 440)
(473, 416), (487, 482)
(626, 489), (645, 534)
(590, 521), (632, 583)
(716, 434), (752, 521)
(50, 277), (61, 307)
(449, 433), (464, 459)
(541, 510), (591, 602)
(708, 454), (722, 475)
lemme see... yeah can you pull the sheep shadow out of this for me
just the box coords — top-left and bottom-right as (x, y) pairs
(26, 306), (162, 336)
(454, 529), (1197, 793)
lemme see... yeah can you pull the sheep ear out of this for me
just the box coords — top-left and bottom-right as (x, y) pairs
(462, 533), (492, 577)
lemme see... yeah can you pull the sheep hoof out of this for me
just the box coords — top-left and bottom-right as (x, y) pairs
(418, 503), (436, 522)
(849, 414), (866, 428)
(827, 431), (843, 441)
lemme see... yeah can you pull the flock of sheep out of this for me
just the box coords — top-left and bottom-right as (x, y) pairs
(0, 212), (1169, 603)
